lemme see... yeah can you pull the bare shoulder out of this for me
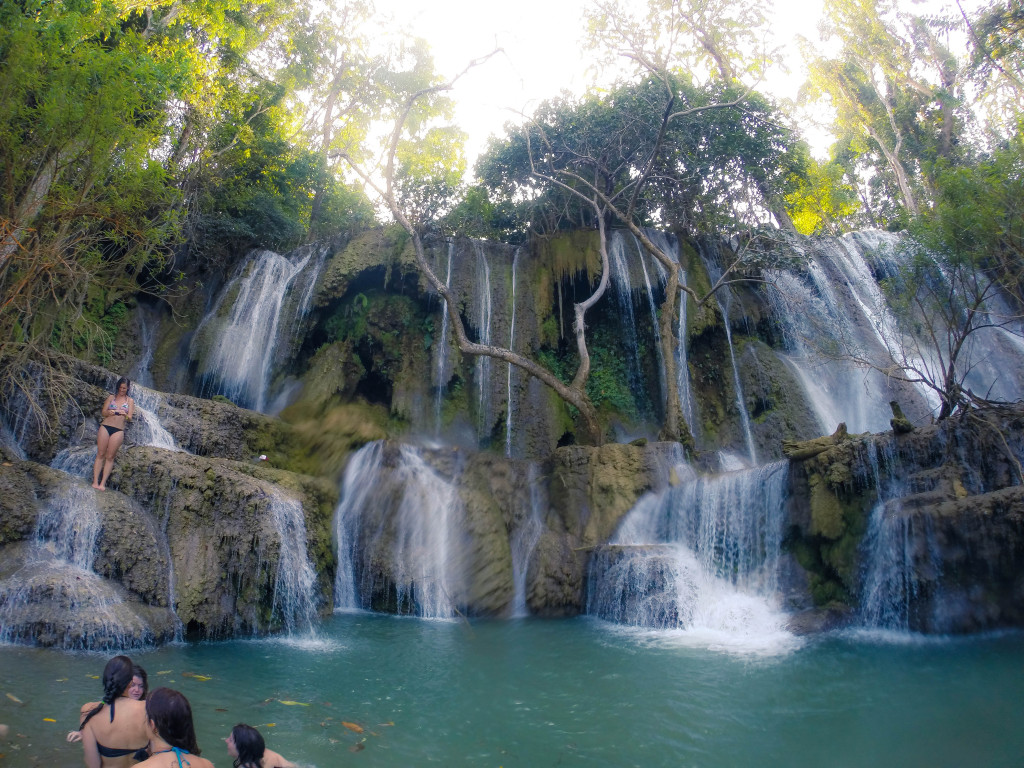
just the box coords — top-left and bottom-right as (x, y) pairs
(264, 748), (298, 768)
(79, 701), (101, 716)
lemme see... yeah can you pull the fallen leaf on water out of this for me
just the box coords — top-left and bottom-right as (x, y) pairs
(341, 722), (363, 734)
(43, 718), (56, 723)
(157, 671), (172, 675)
(264, 723), (276, 728)
(377, 722), (394, 727)
(87, 675), (99, 679)
(278, 700), (309, 707)
(5, 694), (23, 705)
(182, 673), (212, 681)
(349, 743), (365, 753)
(55, 678), (68, 683)
(215, 708), (228, 712)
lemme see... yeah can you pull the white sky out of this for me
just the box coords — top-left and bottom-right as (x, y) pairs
(377, 0), (829, 169)
(372, 0), (978, 172)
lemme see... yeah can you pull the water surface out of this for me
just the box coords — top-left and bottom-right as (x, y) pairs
(1, 615), (1021, 767)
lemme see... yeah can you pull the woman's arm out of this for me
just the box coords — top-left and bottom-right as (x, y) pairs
(126, 396), (135, 421)
(80, 724), (102, 768)
(102, 395), (115, 418)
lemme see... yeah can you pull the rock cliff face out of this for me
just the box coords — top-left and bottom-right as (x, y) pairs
(3, 227), (1023, 645)
(785, 406), (1024, 633)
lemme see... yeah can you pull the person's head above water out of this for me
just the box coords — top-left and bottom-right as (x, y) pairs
(226, 723), (264, 768)
(146, 688), (201, 756)
(78, 655), (134, 730)
(128, 665), (148, 700)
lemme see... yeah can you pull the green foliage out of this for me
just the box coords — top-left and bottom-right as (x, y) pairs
(476, 76), (803, 237)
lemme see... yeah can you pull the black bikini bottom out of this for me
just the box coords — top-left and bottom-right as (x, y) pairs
(102, 424), (123, 436)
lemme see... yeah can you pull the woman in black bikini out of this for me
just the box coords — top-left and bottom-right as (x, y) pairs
(77, 655), (149, 768)
(93, 377), (135, 490)
(68, 664), (148, 744)
(134, 688), (214, 768)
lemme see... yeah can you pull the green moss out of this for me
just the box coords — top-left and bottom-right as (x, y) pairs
(809, 474), (844, 539)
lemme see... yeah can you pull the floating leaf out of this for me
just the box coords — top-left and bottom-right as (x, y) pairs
(182, 673), (212, 681)
(377, 722), (394, 727)
(87, 675), (99, 679)
(6, 694), (23, 705)
(341, 722), (363, 734)
(215, 708), (228, 712)
(55, 678), (68, 683)
(278, 700), (309, 707)
(157, 671), (172, 675)
(43, 718), (56, 723)
(264, 723), (276, 728)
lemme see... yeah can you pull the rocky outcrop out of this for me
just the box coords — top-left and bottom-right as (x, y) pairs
(785, 406), (1024, 633)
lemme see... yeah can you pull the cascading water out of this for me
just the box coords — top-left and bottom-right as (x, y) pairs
(857, 439), (944, 632)
(333, 441), (466, 619)
(192, 247), (324, 412)
(508, 462), (545, 617)
(763, 232), (937, 433)
(632, 233), (668, 408)
(608, 232), (648, 407)
(0, 482), (157, 648)
(266, 489), (320, 635)
(587, 461), (795, 652)
(474, 242), (493, 439)
(333, 441), (385, 610)
(505, 248), (519, 457)
(434, 242), (455, 435)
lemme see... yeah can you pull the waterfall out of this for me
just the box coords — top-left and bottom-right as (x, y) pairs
(193, 247), (323, 412)
(505, 248), (519, 457)
(509, 462), (545, 616)
(857, 439), (939, 631)
(587, 462), (793, 650)
(128, 303), (160, 388)
(266, 489), (320, 635)
(333, 442), (466, 619)
(333, 441), (385, 610)
(434, 242), (455, 435)
(720, 296), (757, 466)
(676, 271), (697, 438)
(0, 482), (156, 649)
(763, 232), (937, 432)
(130, 385), (179, 451)
(474, 242), (493, 438)
(608, 232), (647, 407)
(34, 482), (101, 570)
(633, 234), (668, 409)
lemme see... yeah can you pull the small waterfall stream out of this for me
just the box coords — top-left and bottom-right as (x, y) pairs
(608, 233), (647, 405)
(509, 462), (545, 617)
(266, 489), (320, 635)
(587, 462), (794, 651)
(505, 248), (520, 457)
(434, 242), (455, 435)
(333, 441), (466, 619)
(474, 242), (493, 439)
(0, 483), (156, 648)
(193, 246), (324, 412)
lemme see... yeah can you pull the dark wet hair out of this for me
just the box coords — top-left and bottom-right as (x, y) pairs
(79, 655), (134, 730)
(132, 664), (148, 699)
(146, 688), (201, 756)
(230, 723), (265, 768)
(114, 377), (131, 395)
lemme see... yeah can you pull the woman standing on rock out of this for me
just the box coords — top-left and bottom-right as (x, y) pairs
(93, 377), (134, 490)
(76, 655), (149, 768)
